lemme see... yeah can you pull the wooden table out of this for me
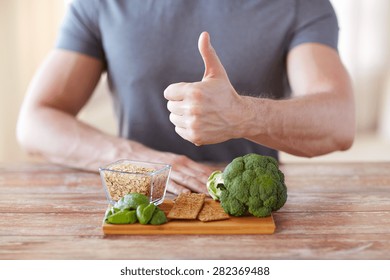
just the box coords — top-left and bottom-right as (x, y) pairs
(0, 162), (389, 259)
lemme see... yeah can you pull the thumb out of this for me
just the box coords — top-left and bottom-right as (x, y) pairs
(198, 31), (228, 80)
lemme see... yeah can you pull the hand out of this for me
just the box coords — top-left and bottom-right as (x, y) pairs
(164, 31), (245, 146)
(157, 152), (217, 195)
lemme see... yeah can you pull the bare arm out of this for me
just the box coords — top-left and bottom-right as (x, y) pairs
(17, 50), (213, 194)
(242, 43), (355, 157)
(165, 33), (355, 157)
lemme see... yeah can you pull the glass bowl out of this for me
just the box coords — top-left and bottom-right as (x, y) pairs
(99, 159), (171, 205)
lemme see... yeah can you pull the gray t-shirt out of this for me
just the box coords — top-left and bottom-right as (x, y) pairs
(56, 0), (338, 162)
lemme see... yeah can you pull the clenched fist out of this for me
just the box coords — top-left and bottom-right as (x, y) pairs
(164, 32), (246, 146)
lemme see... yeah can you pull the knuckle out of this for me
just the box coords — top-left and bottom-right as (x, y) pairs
(164, 85), (173, 97)
(169, 113), (174, 123)
(188, 88), (203, 102)
(188, 117), (200, 132)
(193, 90), (203, 102)
(167, 101), (173, 111)
(189, 105), (201, 116)
(182, 175), (192, 184)
(187, 128), (201, 144)
(175, 155), (189, 165)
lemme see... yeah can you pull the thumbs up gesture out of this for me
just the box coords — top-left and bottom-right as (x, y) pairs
(164, 32), (245, 146)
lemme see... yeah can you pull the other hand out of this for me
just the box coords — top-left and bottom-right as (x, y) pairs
(158, 152), (217, 195)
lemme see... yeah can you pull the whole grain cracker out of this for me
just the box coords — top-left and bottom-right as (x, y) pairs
(167, 193), (206, 220)
(197, 200), (230, 222)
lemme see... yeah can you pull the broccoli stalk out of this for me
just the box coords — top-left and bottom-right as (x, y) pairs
(207, 153), (288, 218)
(206, 170), (225, 200)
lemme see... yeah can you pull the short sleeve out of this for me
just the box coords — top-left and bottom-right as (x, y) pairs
(289, 0), (339, 51)
(55, 0), (105, 61)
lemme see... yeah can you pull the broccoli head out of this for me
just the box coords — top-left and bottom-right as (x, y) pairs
(207, 153), (287, 217)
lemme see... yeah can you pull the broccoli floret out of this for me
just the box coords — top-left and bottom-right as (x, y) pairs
(207, 153), (287, 217)
(220, 189), (247, 216)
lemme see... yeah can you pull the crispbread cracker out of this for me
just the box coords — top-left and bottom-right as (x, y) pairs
(167, 193), (206, 219)
(198, 200), (230, 222)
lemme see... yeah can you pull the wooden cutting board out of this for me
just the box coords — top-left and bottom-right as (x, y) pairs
(102, 200), (275, 235)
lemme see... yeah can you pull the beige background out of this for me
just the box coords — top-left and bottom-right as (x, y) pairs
(1, 0), (390, 163)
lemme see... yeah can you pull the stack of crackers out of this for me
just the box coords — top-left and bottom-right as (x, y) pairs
(167, 193), (229, 222)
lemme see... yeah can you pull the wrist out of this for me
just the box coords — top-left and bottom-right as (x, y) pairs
(110, 137), (158, 162)
(238, 96), (270, 140)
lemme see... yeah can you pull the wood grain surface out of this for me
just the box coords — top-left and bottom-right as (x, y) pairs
(1, 162), (390, 259)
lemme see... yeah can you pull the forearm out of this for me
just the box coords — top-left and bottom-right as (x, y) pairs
(17, 106), (160, 171)
(17, 105), (217, 194)
(17, 50), (214, 194)
(239, 92), (355, 157)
